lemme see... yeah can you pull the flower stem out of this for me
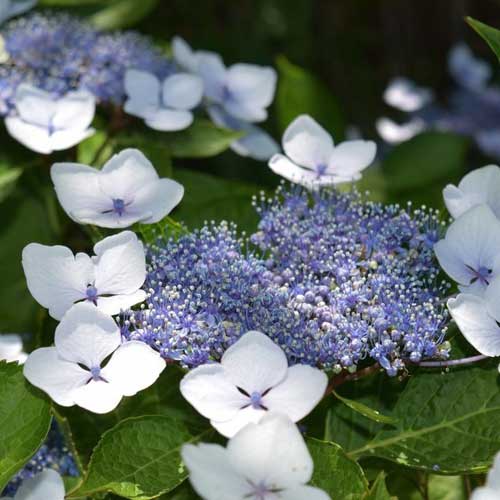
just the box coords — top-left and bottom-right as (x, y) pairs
(324, 363), (380, 397)
(417, 354), (489, 368)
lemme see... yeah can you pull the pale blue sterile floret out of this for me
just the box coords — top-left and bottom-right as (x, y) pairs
(0, 12), (174, 114)
(121, 186), (450, 376)
(2, 420), (78, 497)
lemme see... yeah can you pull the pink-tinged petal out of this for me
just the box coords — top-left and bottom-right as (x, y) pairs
(448, 294), (500, 356)
(221, 331), (288, 394)
(181, 443), (250, 500)
(227, 413), (313, 488)
(72, 380), (123, 414)
(263, 364), (328, 421)
(180, 364), (248, 422)
(282, 115), (334, 170)
(15, 470), (65, 500)
(102, 341), (165, 396)
(22, 243), (94, 320)
(55, 302), (121, 368)
(23, 348), (89, 407)
(162, 73), (203, 110)
(93, 231), (146, 295)
(211, 406), (265, 438)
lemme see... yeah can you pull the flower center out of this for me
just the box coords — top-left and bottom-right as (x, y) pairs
(222, 85), (233, 102)
(86, 285), (98, 304)
(90, 366), (102, 381)
(249, 391), (263, 409)
(112, 198), (126, 216)
(248, 480), (275, 499)
(470, 265), (492, 285)
(316, 163), (328, 177)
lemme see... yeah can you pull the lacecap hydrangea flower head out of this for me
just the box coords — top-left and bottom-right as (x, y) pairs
(122, 116), (450, 376)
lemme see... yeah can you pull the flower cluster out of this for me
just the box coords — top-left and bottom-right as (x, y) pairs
(122, 183), (449, 375)
(0, 12), (173, 114)
(2, 421), (78, 498)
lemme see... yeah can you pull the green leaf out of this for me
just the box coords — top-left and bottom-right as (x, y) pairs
(467, 17), (500, 61)
(0, 362), (52, 491)
(0, 163), (22, 203)
(89, 0), (159, 29)
(332, 390), (397, 425)
(427, 475), (467, 500)
(275, 55), (344, 138)
(365, 472), (393, 500)
(172, 168), (262, 233)
(308, 438), (368, 499)
(70, 415), (210, 499)
(348, 364), (500, 473)
(78, 130), (114, 167)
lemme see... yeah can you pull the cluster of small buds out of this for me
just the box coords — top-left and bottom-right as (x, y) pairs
(0, 13), (174, 114)
(122, 186), (450, 375)
(2, 421), (78, 497)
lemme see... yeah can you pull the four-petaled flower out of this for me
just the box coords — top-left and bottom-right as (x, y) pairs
(0, 0), (37, 26)
(182, 413), (330, 500)
(23, 302), (165, 413)
(443, 164), (500, 219)
(5, 84), (95, 154)
(471, 450), (500, 499)
(124, 69), (203, 131)
(269, 115), (376, 188)
(180, 330), (328, 437)
(51, 148), (184, 228)
(434, 204), (500, 296)
(0, 334), (27, 364)
(0, 470), (65, 500)
(22, 230), (146, 320)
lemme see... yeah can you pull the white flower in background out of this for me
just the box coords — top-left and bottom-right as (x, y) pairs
(51, 148), (183, 228)
(375, 116), (425, 144)
(443, 165), (500, 219)
(448, 43), (491, 92)
(0, 334), (27, 364)
(172, 36), (279, 161)
(434, 205), (500, 295)
(269, 115), (376, 188)
(471, 451), (500, 499)
(5, 84), (95, 154)
(383, 77), (433, 112)
(182, 413), (330, 500)
(0, 0), (37, 25)
(22, 231), (146, 320)
(124, 69), (203, 131)
(24, 303), (165, 414)
(180, 330), (327, 438)
(0, 470), (65, 500)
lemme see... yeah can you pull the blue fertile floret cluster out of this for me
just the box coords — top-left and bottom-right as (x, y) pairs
(122, 187), (450, 376)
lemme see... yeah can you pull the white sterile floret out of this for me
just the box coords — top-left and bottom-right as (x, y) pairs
(0, 334), (27, 364)
(0, 0), (37, 26)
(383, 77), (433, 112)
(180, 330), (328, 438)
(375, 116), (425, 144)
(23, 302), (165, 414)
(448, 43), (491, 92)
(22, 230), (146, 320)
(51, 148), (184, 228)
(443, 165), (500, 219)
(182, 413), (331, 500)
(434, 205), (500, 296)
(124, 69), (203, 131)
(5, 84), (95, 154)
(0, 470), (65, 500)
(471, 451), (500, 499)
(269, 114), (376, 188)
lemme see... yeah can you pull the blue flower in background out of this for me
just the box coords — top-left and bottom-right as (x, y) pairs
(122, 186), (449, 376)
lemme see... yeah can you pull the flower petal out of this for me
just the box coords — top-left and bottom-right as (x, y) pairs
(54, 302), (121, 368)
(53, 90), (95, 131)
(72, 379), (123, 414)
(23, 347), (89, 407)
(448, 294), (500, 356)
(181, 443), (250, 500)
(124, 69), (161, 118)
(4, 117), (52, 154)
(93, 231), (146, 295)
(227, 413), (313, 489)
(448, 43), (491, 91)
(102, 341), (165, 397)
(96, 290), (146, 315)
(269, 154), (321, 188)
(226, 64), (276, 110)
(211, 406), (265, 438)
(280, 486), (331, 500)
(144, 108), (194, 131)
(0, 334), (24, 362)
(376, 117), (424, 144)
(263, 364), (328, 421)
(383, 77), (433, 112)
(180, 363), (248, 422)
(14, 84), (55, 127)
(443, 165), (500, 219)
(162, 73), (203, 110)
(282, 115), (334, 169)
(22, 243), (94, 320)
(328, 140), (376, 179)
(15, 470), (65, 500)
(197, 52), (227, 102)
(49, 127), (95, 152)
(171, 36), (198, 73)
(221, 331), (288, 394)
(470, 487), (500, 500)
